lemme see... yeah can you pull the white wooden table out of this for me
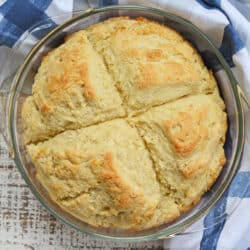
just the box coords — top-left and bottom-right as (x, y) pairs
(0, 135), (164, 249)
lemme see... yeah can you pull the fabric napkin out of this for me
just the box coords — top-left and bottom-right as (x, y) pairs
(0, 1), (250, 249)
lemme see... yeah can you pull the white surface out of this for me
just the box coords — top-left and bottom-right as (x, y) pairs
(230, 0), (250, 20)
(217, 198), (250, 249)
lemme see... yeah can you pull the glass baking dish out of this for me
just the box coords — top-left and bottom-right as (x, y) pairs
(0, 5), (248, 242)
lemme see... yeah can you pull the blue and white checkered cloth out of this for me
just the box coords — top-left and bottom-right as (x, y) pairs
(0, 0), (250, 249)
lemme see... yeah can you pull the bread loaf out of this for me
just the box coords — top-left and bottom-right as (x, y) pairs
(22, 17), (227, 230)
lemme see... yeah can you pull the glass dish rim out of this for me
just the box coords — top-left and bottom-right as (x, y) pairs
(8, 4), (245, 242)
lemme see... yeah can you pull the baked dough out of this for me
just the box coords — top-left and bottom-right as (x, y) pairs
(22, 30), (125, 144)
(27, 119), (160, 229)
(87, 17), (216, 113)
(22, 17), (227, 230)
(130, 93), (226, 217)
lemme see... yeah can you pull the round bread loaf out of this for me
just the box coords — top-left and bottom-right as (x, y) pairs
(22, 17), (227, 230)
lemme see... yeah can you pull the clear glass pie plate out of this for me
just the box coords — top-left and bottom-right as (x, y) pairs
(0, 5), (248, 242)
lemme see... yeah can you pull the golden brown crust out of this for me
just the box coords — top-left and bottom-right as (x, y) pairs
(164, 105), (209, 159)
(86, 16), (216, 113)
(27, 120), (160, 229)
(22, 17), (227, 230)
(21, 30), (125, 144)
(91, 152), (144, 210)
(138, 61), (201, 90)
(130, 94), (227, 226)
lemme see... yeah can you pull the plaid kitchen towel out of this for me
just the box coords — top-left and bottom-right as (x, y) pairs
(0, 0), (250, 249)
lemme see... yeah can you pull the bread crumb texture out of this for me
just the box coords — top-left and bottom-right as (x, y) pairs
(22, 17), (227, 230)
